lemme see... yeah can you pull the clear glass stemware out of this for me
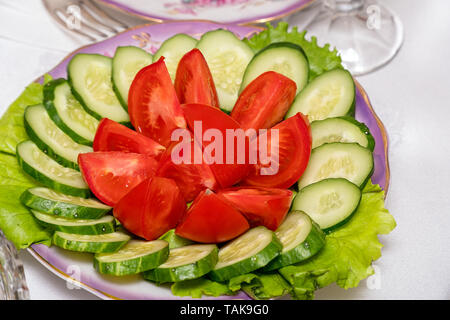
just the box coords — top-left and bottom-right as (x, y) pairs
(284, 0), (404, 75)
(0, 230), (30, 300)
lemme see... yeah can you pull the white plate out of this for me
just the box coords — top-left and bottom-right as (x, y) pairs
(97, 0), (316, 24)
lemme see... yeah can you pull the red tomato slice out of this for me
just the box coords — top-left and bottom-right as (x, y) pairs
(157, 130), (218, 202)
(181, 103), (251, 188)
(242, 113), (312, 189)
(175, 189), (249, 243)
(231, 71), (297, 130)
(218, 187), (293, 231)
(93, 118), (165, 159)
(114, 177), (186, 240)
(78, 152), (158, 206)
(128, 57), (186, 147)
(175, 49), (219, 108)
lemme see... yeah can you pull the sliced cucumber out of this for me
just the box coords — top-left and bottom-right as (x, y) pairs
(196, 29), (254, 111)
(158, 229), (194, 249)
(24, 104), (92, 170)
(286, 69), (355, 122)
(262, 211), (325, 271)
(208, 226), (282, 282)
(67, 53), (130, 124)
(32, 210), (115, 235)
(143, 244), (218, 283)
(298, 142), (374, 190)
(43, 79), (99, 146)
(112, 46), (153, 110)
(52, 231), (130, 253)
(94, 240), (169, 276)
(20, 187), (111, 219)
(153, 34), (197, 82)
(311, 116), (375, 151)
(16, 141), (90, 198)
(292, 179), (362, 232)
(240, 42), (309, 95)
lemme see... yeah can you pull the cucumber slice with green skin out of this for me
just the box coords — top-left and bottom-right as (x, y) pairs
(24, 104), (92, 170)
(153, 34), (197, 82)
(20, 187), (111, 219)
(208, 226), (282, 282)
(286, 69), (355, 122)
(43, 79), (99, 146)
(292, 178), (362, 232)
(31, 210), (115, 235)
(16, 141), (91, 198)
(262, 211), (325, 271)
(94, 240), (169, 276)
(196, 29), (254, 111)
(143, 244), (218, 283)
(311, 116), (375, 151)
(112, 46), (153, 110)
(240, 42), (309, 95)
(52, 231), (130, 253)
(67, 53), (130, 124)
(298, 142), (374, 190)
(158, 229), (194, 249)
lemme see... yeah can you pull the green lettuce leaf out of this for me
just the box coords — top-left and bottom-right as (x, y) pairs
(229, 272), (292, 300)
(171, 272), (291, 299)
(0, 152), (37, 188)
(244, 22), (343, 80)
(279, 181), (396, 300)
(0, 74), (52, 155)
(171, 277), (233, 298)
(0, 151), (50, 249)
(0, 184), (52, 249)
(0, 76), (53, 249)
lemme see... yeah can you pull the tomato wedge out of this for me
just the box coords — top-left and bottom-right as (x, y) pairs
(78, 152), (158, 206)
(231, 71), (297, 130)
(114, 177), (186, 240)
(242, 113), (312, 189)
(218, 187), (293, 231)
(181, 103), (251, 188)
(175, 49), (219, 108)
(175, 189), (249, 243)
(157, 130), (218, 202)
(93, 118), (165, 158)
(128, 57), (186, 147)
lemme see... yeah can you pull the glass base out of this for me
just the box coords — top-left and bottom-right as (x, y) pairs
(284, 0), (404, 75)
(0, 230), (30, 300)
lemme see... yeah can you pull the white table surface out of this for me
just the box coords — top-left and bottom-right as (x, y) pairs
(1, 0), (449, 300)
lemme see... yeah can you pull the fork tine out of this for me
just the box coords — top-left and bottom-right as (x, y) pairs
(55, 7), (110, 39)
(53, 9), (97, 41)
(76, 17), (110, 38)
(78, 2), (118, 33)
(81, 0), (129, 30)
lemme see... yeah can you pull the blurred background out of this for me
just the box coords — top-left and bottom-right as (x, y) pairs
(0, 0), (449, 299)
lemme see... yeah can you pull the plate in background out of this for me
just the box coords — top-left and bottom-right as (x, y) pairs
(96, 0), (317, 25)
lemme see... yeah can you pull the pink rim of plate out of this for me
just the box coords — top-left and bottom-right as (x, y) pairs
(27, 21), (389, 300)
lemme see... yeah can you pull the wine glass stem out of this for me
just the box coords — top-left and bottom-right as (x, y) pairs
(325, 0), (365, 12)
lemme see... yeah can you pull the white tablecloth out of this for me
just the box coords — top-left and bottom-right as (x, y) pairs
(1, 0), (449, 300)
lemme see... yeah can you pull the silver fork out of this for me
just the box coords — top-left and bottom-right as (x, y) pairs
(42, 0), (130, 41)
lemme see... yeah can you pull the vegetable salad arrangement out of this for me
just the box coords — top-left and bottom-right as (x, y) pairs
(0, 23), (395, 300)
